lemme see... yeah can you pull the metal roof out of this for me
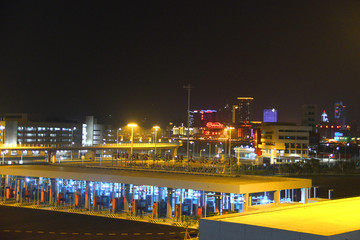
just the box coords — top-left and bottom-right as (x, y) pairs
(0, 165), (311, 194)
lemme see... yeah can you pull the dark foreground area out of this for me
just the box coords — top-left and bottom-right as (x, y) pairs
(295, 175), (360, 199)
(0, 206), (195, 240)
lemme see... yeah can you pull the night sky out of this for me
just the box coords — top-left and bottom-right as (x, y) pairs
(1, 1), (359, 127)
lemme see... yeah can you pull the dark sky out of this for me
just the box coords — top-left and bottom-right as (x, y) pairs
(1, 1), (359, 127)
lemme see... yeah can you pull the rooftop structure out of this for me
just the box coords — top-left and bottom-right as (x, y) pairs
(199, 197), (360, 240)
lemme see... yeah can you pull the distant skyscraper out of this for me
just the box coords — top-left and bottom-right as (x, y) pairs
(236, 97), (254, 124)
(263, 109), (277, 122)
(190, 110), (217, 127)
(334, 101), (346, 128)
(321, 110), (329, 122)
(301, 104), (317, 129)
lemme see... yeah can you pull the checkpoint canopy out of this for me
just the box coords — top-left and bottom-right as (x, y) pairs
(0, 165), (311, 195)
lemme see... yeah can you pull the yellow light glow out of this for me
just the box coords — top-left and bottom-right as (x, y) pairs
(127, 123), (138, 127)
(153, 125), (160, 130)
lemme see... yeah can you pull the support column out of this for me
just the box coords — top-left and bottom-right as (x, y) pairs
(166, 188), (173, 218)
(274, 190), (280, 204)
(49, 179), (54, 205)
(301, 188), (308, 204)
(204, 192), (207, 218)
(85, 181), (90, 209)
(92, 182), (97, 210)
(243, 193), (249, 212)
(230, 194), (234, 212)
(156, 187), (161, 218)
(124, 184), (130, 212)
(193, 191), (199, 217)
(214, 192), (221, 215)
(313, 186), (318, 198)
(16, 178), (20, 202)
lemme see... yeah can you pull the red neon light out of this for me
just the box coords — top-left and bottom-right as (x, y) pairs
(206, 122), (224, 129)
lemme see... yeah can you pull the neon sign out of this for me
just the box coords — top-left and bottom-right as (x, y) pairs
(206, 122), (224, 129)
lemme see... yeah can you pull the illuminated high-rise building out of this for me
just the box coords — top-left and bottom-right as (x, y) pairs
(263, 109), (277, 123)
(189, 110), (217, 127)
(236, 97), (254, 124)
(301, 104), (317, 129)
(321, 110), (329, 123)
(334, 101), (346, 129)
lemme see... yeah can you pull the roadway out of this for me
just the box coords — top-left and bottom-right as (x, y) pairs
(0, 205), (197, 240)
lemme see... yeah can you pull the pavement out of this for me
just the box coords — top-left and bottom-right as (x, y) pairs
(0, 205), (198, 240)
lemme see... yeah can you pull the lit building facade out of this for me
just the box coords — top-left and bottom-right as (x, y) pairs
(334, 101), (347, 129)
(189, 110), (217, 127)
(258, 123), (312, 164)
(236, 97), (254, 124)
(263, 109), (277, 123)
(0, 114), (115, 146)
(301, 104), (317, 129)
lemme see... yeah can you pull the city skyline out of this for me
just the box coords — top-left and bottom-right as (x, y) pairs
(1, 1), (359, 126)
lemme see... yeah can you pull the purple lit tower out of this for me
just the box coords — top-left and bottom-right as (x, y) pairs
(263, 109), (277, 123)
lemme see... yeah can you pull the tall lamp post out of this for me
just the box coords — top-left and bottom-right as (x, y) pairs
(207, 142), (211, 159)
(116, 128), (121, 165)
(127, 123), (138, 166)
(153, 126), (160, 166)
(71, 127), (76, 161)
(183, 84), (193, 168)
(227, 127), (235, 174)
(117, 128), (122, 143)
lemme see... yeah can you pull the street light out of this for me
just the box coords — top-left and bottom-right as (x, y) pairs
(207, 142), (211, 158)
(227, 127), (235, 158)
(127, 123), (138, 165)
(227, 126), (235, 174)
(71, 127), (76, 161)
(117, 128), (122, 144)
(153, 126), (160, 166)
(200, 149), (205, 157)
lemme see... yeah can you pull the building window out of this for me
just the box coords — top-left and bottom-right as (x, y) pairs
(291, 143), (295, 148)
(285, 136), (295, 140)
(291, 150), (295, 154)
(296, 150), (301, 154)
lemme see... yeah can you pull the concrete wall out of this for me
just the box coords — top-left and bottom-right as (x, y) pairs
(85, 116), (94, 145)
(5, 121), (18, 145)
(329, 230), (360, 240)
(199, 218), (343, 240)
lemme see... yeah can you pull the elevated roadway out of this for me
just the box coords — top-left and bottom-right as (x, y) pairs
(0, 142), (182, 151)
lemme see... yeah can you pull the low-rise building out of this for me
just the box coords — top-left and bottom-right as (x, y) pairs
(258, 123), (312, 164)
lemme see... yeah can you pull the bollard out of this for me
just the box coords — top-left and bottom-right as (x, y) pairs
(313, 186), (318, 198)
(328, 189), (334, 200)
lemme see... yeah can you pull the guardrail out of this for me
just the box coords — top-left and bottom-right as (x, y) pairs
(0, 142), (182, 149)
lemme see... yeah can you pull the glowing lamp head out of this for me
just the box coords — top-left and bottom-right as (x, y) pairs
(127, 123), (138, 127)
(153, 125), (160, 130)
